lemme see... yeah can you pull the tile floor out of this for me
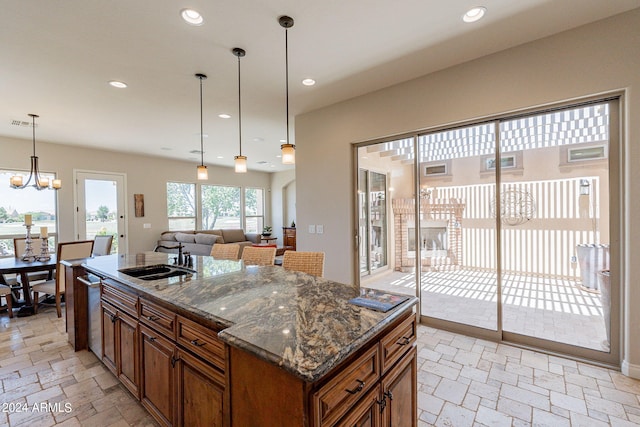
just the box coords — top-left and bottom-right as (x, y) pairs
(1, 305), (639, 426)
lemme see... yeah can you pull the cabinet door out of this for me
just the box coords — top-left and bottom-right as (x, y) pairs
(118, 311), (140, 398)
(175, 349), (227, 427)
(140, 324), (175, 427)
(101, 302), (117, 375)
(335, 385), (381, 427)
(381, 347), (417, 427)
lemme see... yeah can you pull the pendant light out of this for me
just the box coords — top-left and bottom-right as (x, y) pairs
(10, 114), (62, 190)
(279, 15), (295, 165)
(195, 73), (208, 180)
(233, 47), (247, 173)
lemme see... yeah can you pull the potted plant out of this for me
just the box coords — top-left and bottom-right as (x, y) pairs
(262, 226), (272, 237)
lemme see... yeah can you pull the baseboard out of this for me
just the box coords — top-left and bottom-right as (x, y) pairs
(621, 359), (640, 379)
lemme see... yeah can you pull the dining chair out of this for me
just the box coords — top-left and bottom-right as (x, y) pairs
(282, 251), (325, 277)
(32, 240), (94, 317)
(13, 237), (51, 283)
(210, 243), (241, 260)
(241, 246), (276, 266)
(0, 285), (13, 318)
(93, 235), (114, 256)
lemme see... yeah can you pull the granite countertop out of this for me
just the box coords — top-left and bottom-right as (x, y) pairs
(83, 252), (417, 383)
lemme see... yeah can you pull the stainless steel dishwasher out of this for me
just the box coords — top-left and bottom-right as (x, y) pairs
(78, 274), (102, 357)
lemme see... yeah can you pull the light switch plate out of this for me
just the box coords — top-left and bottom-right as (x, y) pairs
(308, 225), (316, 234)
(316, 225), (324, 234)
(143, 223), (151, 229)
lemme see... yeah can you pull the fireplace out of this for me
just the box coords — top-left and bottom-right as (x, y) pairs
(392, 199), (465, 271)
(408, 221), (448, 257)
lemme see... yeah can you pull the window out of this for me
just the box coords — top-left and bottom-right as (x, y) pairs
(244, 188), (264, 234)
(167, 182), (196, 231)
(567, 144), (607, 162)
(421, 160), (452, 178)
(201, 185), (241, 229)
(0, 169), (57, 257)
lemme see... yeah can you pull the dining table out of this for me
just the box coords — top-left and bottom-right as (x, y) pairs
(0, 255), (56, 317)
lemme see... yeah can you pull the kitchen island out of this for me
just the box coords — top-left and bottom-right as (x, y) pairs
(80, 252), (418, 427)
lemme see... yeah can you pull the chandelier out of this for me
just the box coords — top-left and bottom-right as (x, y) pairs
(10, 114), (62, 190)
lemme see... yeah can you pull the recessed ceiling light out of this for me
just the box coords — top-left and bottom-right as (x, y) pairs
(253, 137), (264, 142)
(160, 147), (172, 151)
(302, 78), (316, 86)
(279, 139), (286, 143)
(108, 80), (127, 88)
(216, 155), (224, 159)
(218, 113), (231, 119)
(181, 9), (204, 26)
(276, 155), (282, 158)
(463, 6), (486, 23)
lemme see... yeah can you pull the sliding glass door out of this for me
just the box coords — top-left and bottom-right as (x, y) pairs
(418, 123), (498, 331)
(355, 97), (620, 364)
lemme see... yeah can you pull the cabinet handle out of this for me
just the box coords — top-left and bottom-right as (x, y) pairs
(110, 313), (117, 323)
(396, 336), (411, 346)
(384, 390), (393, 401)
(149, 337), (156, 342)
(190, 339), (206, 347)
(376, 396), (387, 413)
(146, 315), (159, 321)
(345, 379), (365, 395)
(171, 355), (178, 367)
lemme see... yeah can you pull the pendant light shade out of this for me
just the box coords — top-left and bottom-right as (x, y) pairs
(10, 114), (62, 190)
(232, 47), (247, 173)
(195, 73), (208, 180)
(281, 144), (295, 164)
(279, 15), (295, 165)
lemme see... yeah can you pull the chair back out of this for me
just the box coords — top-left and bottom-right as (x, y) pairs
(56, 240), (94, 293)
(282, 251), (325, 277)
(210, 243), (240, 260)
(93, 235), (114, 256)
(241, 246), (276, 266)
(13, 237), (44, 258)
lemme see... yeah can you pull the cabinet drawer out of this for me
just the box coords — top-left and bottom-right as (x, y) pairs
(313, 344), (380, 427)
(140, 298), (176, 339)
(380, 314), (416, 374)
(102, 280), (138, 317)
(177, 316), (226, 372)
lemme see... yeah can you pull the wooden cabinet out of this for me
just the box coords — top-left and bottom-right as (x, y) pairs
(101, 282), (228, 427)
(175, 348), (226, 427)
(283, 227), (296, 250)
(101, 280), (140, 399)
(380, 347), (417, 427)
(140, 324), (175, 427)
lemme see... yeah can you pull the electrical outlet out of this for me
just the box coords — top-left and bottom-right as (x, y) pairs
(308, 225), (316, 234)
(570, 255), (577, 263)
(316, 225), (324, 234)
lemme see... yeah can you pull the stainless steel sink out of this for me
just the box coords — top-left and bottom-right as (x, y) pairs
(119, 264), (196, 281)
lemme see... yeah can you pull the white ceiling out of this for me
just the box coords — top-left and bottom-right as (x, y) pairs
(1, 0), (638, 172)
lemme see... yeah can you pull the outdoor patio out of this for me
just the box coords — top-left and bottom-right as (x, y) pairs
(362, 268), (608, 352)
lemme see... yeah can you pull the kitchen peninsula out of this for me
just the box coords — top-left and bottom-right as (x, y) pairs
(79, 253), (418, 426)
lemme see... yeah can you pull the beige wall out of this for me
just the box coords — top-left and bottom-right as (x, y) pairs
(295, 9), (640, 376)
(269, 169), (296, 242)
(0, 136), (273, 255)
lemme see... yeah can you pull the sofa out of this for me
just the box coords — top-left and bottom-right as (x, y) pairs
(155, 229), (261, 256)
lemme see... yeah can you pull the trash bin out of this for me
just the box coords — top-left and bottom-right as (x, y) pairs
(576, 244), (609, 291)
(598, 270), (611, 349)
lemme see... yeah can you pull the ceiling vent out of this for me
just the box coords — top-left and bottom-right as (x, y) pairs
(256, 161), (269, 165)
(11, 119), (35, 127)
(189, 149), (203, 154)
